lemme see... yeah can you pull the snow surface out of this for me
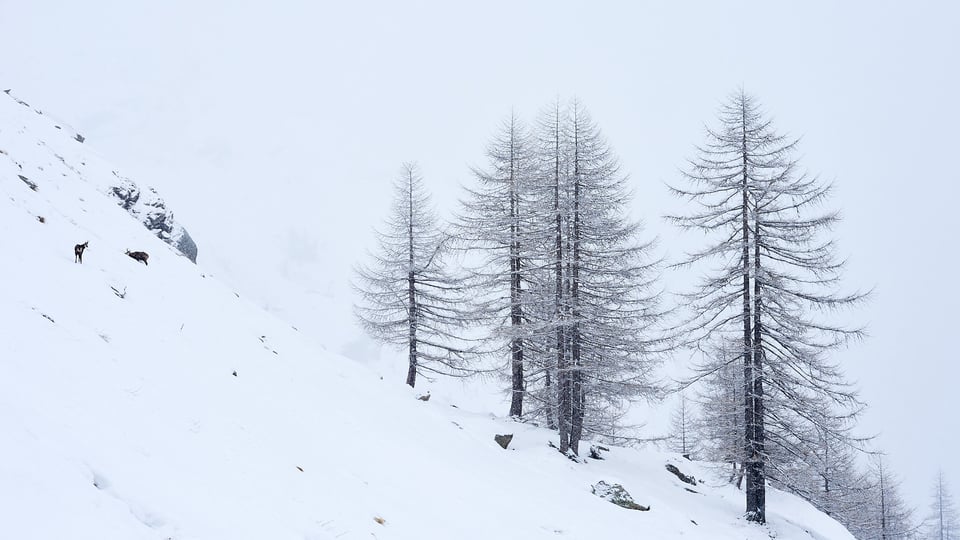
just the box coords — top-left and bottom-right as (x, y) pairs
(0, 91), (856, 539)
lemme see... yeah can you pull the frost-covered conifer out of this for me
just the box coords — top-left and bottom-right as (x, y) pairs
(844, 457), (918, 540)
(524, 100), (664, 455)
(454, 112), (535, 416)
(924, 471), (959, 540)
(354, 163), (470, 387)
(669, 90), (866, 523)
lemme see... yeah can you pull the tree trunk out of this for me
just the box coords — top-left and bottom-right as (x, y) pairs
(879, 460), (887, 540)
(568, 118), (583, 456)
(557, 243), (570, 454)
(751, 212), (766, 522)
(509, 122), (524, 417)
(570, 377), (584, 456)
(545, 363), (556, 430)
(406, 270), (418, 388)
(939, 473), (945, 540)
(509, 242), (523, 414)
(509, 334), (523, 416)
(553, 107), (570, 454)
(740, 98), (764, 523)
(406, 170), (418, 388)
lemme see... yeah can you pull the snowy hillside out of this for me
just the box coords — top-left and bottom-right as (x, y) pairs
(0, 93), (855, 539)
(0, 89), (197, 262)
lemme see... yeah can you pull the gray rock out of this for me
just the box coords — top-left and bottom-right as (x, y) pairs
(175, 229), (198, 263)
(109, 177), (198, 262)
(665, 463), (697, 486)
(18, 174), (38, 191)
(591, 481), (649, 511)
(494, 434), (513, 449)
(589, 445), (610, 460)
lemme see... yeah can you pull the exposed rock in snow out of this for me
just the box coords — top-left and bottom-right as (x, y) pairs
(494, 433), (513, 449)
(592, 481), (650, 511)
(666, 463), (698, 486)
(109, 174), (198, 262)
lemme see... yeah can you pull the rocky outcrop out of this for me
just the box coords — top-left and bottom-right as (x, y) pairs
(109, 175), (198, 262)
(665, 463), (697, 486)
(591, 481), (649, 511)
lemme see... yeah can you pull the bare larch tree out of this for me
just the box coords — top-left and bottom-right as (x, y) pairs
(521, 100), (664, 455)
(924, 471), (959, 540)
(354, 162), (470, 387)
(843, 456), (918, 540)
(454, 111), (535, 417)
(668, 391), (697, 460)
(669, 89), (865, 523)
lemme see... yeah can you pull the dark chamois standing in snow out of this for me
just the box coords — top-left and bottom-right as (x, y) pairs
(74, 241), (88, 263)
(126, 250), (149, 265)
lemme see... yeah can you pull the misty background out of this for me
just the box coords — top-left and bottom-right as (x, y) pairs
(3, 0), (957, 510)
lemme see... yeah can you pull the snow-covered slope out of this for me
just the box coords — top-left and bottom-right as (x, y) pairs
(0, 93), (855, 540)
(0, 89), (197, 262)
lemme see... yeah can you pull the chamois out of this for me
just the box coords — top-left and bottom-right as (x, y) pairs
(126, 250), (149, 266)
(74, 241), (88, 263)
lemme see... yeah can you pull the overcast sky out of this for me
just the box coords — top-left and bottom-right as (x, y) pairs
(3, 0), (958, 512)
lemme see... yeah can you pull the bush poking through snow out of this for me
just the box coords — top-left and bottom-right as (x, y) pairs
(591, 481), (649, 511)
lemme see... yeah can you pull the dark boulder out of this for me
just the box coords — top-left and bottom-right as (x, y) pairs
(665, 463), (697, 486)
